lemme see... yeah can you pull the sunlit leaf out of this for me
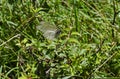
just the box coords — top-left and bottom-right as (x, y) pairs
(67, 38), (79, 44)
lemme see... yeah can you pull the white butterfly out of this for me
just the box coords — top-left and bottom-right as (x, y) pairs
(36, 21), (61, 40)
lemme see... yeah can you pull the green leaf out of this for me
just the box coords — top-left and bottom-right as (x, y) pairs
(62, 76), (72, 79)
(7, 21), (18, 26)
(67, 38), (79, 44)
(71, 32), (81, 36)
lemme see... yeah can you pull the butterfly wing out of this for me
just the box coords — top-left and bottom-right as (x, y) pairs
(36, 21), (60, 40)
(36, 21), (57, 32)
(43, 30), (56, 40)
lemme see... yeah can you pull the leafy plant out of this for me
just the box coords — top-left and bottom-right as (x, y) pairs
(0, 0), (120, 79)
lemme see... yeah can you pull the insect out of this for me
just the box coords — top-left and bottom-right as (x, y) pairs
(36, 21), (61, 40)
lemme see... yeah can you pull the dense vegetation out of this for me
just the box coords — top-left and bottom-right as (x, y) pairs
(0, 0), (120, 79)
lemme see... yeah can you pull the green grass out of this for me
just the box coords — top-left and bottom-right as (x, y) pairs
(0, 0), (120, 79)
